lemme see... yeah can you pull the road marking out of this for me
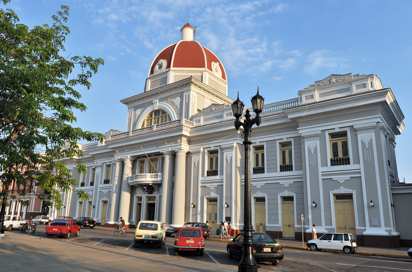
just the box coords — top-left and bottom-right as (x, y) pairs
(166, 247), (169, 256)
(94, 239), (105, 246)
(125, 243), (134, 250)
(316, 264), (337, 272)
(337, 263), (412, 271)
(205, 251), (219, 264)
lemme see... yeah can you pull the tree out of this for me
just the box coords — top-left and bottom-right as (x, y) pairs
(0, 0), (105, 232)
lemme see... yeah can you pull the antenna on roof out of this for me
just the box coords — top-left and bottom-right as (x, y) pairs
(193, 25), (199, 40)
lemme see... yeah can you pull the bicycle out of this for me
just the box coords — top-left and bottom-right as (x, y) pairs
(114, 226), (127, 237)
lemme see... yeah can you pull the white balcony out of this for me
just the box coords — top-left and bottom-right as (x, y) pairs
(128, 173), (163, 185)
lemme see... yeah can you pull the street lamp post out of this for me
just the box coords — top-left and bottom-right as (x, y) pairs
(232, 88), (264, 272)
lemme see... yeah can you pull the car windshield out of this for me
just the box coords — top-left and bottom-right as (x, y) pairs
(42, 216), (49, 219)
(180, 229), (201, 237)
(50, 220), (68, 226)
(252, 233), (275, 243)
(183, 223), (197, 227)
(139, 223), (158, 230)
(163, 223), (170, 227)
(4, 216), (10, 220)
(350, 235), (356, 242)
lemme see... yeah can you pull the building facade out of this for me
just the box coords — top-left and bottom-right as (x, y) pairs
(55, 24), (409, 248)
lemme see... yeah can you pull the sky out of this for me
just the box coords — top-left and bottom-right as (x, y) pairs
(4, 0), (412, 182)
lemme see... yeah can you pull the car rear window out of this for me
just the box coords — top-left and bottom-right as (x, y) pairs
(253, 233), (275, 243)
(139, 223), (158, 230)
(180, 229), (201, 237)
(50, 220), (68, 226)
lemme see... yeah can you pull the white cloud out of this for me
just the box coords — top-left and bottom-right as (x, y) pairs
(304, 50), (346, 74)
(277, 58), (296, 70)
(273, 76), (283, 81)
(271, 3), (287, 13)
(107, 55), (117, 61)
(287, 50), (302, 57)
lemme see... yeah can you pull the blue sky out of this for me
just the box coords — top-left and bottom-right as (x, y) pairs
(5, 0), (412, 182)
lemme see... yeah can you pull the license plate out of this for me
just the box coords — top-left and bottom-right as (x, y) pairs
(53, 228), (57, 231)
(186, 239), (194, 244)
(263, 247), (271, 252)
(90, 225), (93, 227)
(144, 235), (150, 238)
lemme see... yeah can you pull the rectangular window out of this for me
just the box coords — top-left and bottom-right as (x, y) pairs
(138, 160), (145, 174)
(280, 142), (293, 172)
(90, 168), (95, 187)
(104, 165), (111, 184)
(253, 146), (265, 174)
(149, 158), (158, 173)
(329, 132), (350, 166)
(81, 172), (86, 187)
(207, 150), (218, 176)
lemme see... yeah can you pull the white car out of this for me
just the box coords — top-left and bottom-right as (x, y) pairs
(307, 233), (357, 254)
(408, 248), (412, 258)
(3, 215), (25, 231)
(32, 215), (50, 225)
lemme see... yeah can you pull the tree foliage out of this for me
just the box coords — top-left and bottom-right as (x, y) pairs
(0, 1), (104, 210)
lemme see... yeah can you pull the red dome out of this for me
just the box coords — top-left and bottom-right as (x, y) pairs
(149, 41), (227, 81)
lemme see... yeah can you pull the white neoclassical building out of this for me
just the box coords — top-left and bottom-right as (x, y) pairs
(55, 24), (412, 248)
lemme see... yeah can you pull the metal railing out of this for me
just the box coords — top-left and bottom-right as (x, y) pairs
(330, 157), (350, 166)
(280, 164), (293, 172)
(207, 170), (218, 176)
(253, 167), (265, 174)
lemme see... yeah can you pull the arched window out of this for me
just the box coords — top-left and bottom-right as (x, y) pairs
(143, 109), (170, 127)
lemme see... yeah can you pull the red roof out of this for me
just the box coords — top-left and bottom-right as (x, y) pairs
(182, 23), (193, 29)
(148, 41), (226, 81)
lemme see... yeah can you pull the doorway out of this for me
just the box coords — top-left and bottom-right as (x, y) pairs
(207, 198), (218, 232)
(101, 201), (108, 225)
(87, 201), (92, 217)
(282, 196), (295, 238)
(136, 197), (142, 224)
(334, 194), (356, 234)
(145, 196), (155, 220)
(78, 202), (83, 218)
(254, 197), (266, 232)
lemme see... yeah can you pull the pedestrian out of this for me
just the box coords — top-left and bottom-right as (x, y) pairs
(227, 222), (232, 238)
(312, 224), (317, 239)
(206, 220), (210, 229)
(219, 222), (223, 239)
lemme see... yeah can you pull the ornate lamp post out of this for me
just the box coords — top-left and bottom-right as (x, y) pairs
(232, 88), (264, 272)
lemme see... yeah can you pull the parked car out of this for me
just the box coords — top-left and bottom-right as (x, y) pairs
(174, 227), (205, 256)
(163, 222), (177, 237)
(133, 220), (166, 248)
(227, 232), (284, 266)
(307, 233), (357, 254)
(408, 248), (412, 257)
(3, 215), (25, 231)
(32, 215), (49, 225)
(45, 218), (80, 238)
(183, 222), (210, 238)
(76, 217), (96, 229)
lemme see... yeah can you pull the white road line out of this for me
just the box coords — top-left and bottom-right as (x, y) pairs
(125, 243), (134, 250)
(336, 263), (412, 271)
(205, 251), (219, 264)
(94, 239), (105, 246)
(316, 264), (337, 272)
(166, 247), (169, 256)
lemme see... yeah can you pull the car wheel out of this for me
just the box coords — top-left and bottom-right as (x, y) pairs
(6, 225), (12, 231)
(47, 235), (52, 238)
(199, 249), (204, 256)
(272, 260), (279, 266)
(66, 232), (71, 239)
(174, 249), (178, 256)
(133, 241), (138, 248)
(157, 239), (162, 248)
(343, 247), (351, 254)
(76, 229), (80, 236)
(227, 247), (233, 258)
(310, 244), (317, 251)
(90, 226), (94, 229)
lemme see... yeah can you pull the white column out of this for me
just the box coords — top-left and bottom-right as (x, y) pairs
(160, 151), (174, 223)
(109, 159), (123, 224)
(118, 157), (132, 225)
(172, 149), (187, 227)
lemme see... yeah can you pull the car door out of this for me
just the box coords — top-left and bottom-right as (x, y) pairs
(331, 234), (344, 250)
(317, 234), (333, 250)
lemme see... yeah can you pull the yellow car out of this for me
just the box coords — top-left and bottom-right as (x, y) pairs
(133, 220), (166, 248)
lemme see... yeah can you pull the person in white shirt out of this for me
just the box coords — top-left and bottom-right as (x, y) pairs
(312, 224), (317, 239)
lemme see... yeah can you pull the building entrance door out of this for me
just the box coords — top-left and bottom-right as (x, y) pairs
(87, 202), (92, 217)
(254, 197), (266, 232)
(145, 196), (156, 220)
(207, 198), (217, 232)
(136, 197), (142, 224)
(282, 196), (295, 238)
(101, 201), (108, 225)
(334, 194), (356, 234)
(78, 202), (83, 218)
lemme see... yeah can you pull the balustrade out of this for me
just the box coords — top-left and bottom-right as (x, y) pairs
(330, 157), (350, 166)
(280, 164), (293, 172)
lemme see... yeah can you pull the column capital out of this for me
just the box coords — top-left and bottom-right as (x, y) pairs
(176, 149), (187, 156)
(353, 122), (377, 132)
(163, 150), (174, 156)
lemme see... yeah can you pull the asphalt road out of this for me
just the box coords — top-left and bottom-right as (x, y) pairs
(1, 225), (411, 272)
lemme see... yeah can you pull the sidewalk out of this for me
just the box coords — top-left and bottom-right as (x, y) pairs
(95, 226), (411, 259)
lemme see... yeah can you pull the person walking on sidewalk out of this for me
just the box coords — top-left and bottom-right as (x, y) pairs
(227, 222), (232, 238)
(312, 224), (317, 239)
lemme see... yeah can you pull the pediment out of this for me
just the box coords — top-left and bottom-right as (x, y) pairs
(194, 103), (231, 116)
(315, 74), (352, 88)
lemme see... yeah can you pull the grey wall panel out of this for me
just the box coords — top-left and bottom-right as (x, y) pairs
(393, 192), (412, 240)
(294, 138), (302, 171)
(266, 140), (277, 173)
(320, 132), (328, 167)
(350, 127), (359, 165)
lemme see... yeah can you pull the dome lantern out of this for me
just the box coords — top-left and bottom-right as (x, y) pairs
(181, 23), (194, 41)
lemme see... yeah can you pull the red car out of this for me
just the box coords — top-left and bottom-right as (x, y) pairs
(45, 218), (80, 238)
(174, 227), (205, 256)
